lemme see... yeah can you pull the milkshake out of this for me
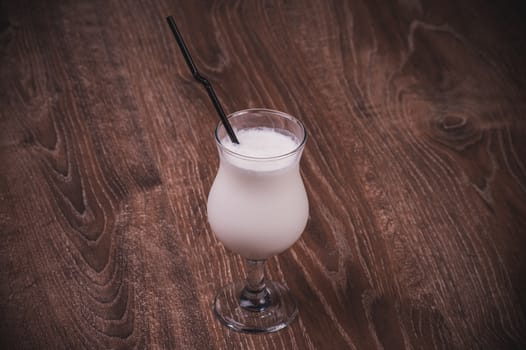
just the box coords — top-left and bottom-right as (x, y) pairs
(208, 108), (308, 333)
(207, 126), (308, 260)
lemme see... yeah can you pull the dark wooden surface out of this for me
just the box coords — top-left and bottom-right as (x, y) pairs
(1, 0), (525, 349)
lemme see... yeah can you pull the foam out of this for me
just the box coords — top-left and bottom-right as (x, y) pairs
(221, 127), (299, 158)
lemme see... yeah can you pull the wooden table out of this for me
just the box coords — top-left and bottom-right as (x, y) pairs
(1, 1), (525, 349)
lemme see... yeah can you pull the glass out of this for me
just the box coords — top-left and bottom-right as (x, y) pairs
(207, 108), (308, 333)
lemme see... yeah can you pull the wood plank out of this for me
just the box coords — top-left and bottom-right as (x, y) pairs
(1, 0), (525, 349)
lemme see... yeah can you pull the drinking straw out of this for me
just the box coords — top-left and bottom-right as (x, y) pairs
(166, 16), (239, 144)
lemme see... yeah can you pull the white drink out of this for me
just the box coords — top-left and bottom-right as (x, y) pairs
(209, 109), (307, 333)
(207, 127), (309, 260)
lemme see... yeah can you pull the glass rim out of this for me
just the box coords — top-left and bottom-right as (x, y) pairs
(214, 108), (307, 161)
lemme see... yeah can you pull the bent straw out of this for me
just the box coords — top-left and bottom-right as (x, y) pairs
(166, 16), (239, 144)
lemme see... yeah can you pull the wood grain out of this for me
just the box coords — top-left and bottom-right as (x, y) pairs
(1, 0), (525, 349)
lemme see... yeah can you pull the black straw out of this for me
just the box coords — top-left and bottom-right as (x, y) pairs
(166, 16), (239, 144)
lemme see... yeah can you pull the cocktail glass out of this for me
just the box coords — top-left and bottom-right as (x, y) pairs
(207, 108), (308, 333)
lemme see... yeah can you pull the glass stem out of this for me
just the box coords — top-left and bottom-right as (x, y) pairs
(240, 259), (271, 312)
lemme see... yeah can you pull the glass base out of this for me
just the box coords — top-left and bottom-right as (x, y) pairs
(213, 280), (298, 333)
